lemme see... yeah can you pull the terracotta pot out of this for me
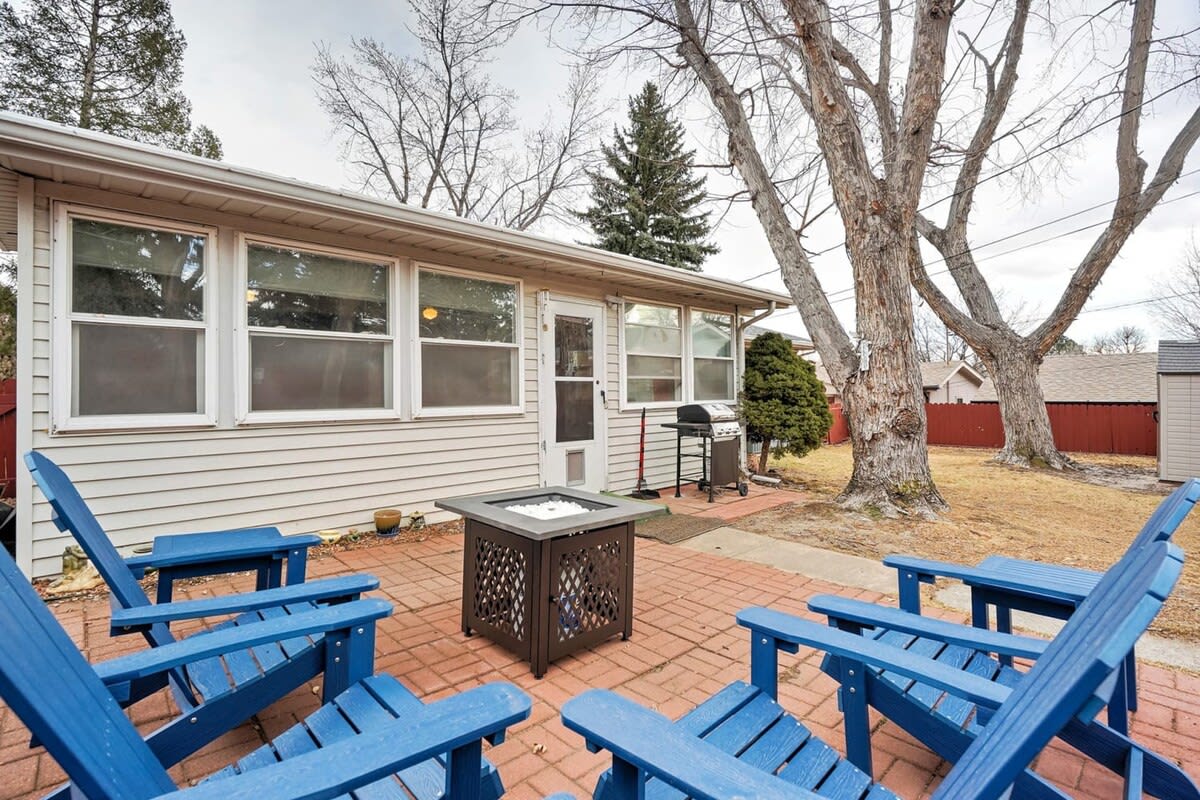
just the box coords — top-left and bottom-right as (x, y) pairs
(374, 508), (403, 537)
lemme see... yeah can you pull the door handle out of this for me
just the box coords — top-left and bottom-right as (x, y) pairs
(600, 388), (607, 408)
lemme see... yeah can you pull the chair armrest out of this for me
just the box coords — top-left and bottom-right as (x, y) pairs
(124, 530), (321, 571)
(110, 574), (379, 633)
(884, 554), (1088, 606)
(884, 554), (992, 584)
(561, 689), (808, 800)
(736, 607), (1010, 709)
(151, 683), (531, 800)
(808, 595), (1050, 659)
(96, 599), (393, 685)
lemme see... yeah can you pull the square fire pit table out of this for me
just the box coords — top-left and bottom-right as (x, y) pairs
(436, 486), (662, 678)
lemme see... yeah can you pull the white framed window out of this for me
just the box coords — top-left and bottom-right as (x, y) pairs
(414, 266), (522, 416)
(237, 236), (398, 423)
(691, 309), (735, 402)
(621, 301), (684, 407)
(52, 205), (218, 431)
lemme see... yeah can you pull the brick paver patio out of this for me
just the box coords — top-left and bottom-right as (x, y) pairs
(3, 526), (1197, 799)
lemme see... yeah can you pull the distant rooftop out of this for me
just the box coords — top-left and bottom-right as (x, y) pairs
(974, 352), (1158, 403)
(919, 360), (982, 389)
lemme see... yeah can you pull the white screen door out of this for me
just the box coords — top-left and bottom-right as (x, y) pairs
(539, 297), (606, 491)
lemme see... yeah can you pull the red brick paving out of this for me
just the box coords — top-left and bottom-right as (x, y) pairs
(649, 480), (808, 520)
(3, 530), (1197, 799)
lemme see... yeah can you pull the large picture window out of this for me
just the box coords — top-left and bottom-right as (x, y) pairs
(691, 311), (734, 401)
(244, 241), (392, 415)
(417, 268), (520, 411)
(623, 302), (683, 404)
(61, 213), (213, 425)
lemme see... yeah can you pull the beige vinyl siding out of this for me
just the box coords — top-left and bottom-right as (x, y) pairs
(0, 168), (17, 249)
(1160, 374), (1200, 482)
(945, 371), (979, 404)
(23, 184), (746, 576)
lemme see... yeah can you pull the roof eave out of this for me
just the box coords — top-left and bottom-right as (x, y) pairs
(0, 113), (791, 311)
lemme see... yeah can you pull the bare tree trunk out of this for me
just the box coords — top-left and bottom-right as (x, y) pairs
(841, 236), (942, 514)
(757, 439), (771, 475)
(984, 341), (1070, 468)
(78, 0), (102, 129)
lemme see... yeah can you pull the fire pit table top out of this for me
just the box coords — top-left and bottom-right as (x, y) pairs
(435, 486), (664, 540)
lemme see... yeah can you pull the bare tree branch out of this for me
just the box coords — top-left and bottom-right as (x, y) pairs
(312, 0), (602, 230)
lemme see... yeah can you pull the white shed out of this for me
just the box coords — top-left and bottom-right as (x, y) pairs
(1158, 341), (1200, 482)
(0, 113), (790, 577)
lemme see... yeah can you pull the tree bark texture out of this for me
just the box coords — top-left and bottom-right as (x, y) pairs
(983, 344), (1068, 468)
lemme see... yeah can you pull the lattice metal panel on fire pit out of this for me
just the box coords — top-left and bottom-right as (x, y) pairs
(472, 537), (528, 642)
(554, 539), (623, 643)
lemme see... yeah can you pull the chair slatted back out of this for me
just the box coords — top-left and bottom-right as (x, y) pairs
(25, 452), (177, 650)
(1132, 478), (1200, 549)
(0, 541), (175, 799)
(935, 539), (1183, 797)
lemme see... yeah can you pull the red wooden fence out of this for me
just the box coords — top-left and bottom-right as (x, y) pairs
(826, 401), (849, 445)
(0, 379), (14, 498)
(826, 401), (1157, 456)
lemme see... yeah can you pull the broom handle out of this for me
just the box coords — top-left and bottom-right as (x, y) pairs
(637, 407), (647, 486)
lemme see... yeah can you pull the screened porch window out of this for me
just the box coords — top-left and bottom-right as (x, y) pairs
(623, 302), (682, 404)
(245, 243), (392, 413)
(417, 269), (519, 410)
(68, 217), (209, 418)
(691, 311), (734, 401)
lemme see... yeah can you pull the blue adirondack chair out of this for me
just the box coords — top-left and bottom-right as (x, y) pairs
(25, 450), (387, 771)
(0, 543), (529, 800)
(802, 529), (1198, 797)
(562, 540), (1195, 800)
(881, 477), (1200, 720)
(27, 451), (321, 603)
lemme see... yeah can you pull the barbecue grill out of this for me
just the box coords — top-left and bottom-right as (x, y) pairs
(662, 403), (748, 502)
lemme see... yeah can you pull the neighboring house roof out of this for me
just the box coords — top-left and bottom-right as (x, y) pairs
(1158, 341), (1200, 374)
(0, 112), (791, 311)
(974, 353), (1158, 403)
(919, 360), (983, 390)
(744, 325), (815, 352)
(814, 364), (839, 399)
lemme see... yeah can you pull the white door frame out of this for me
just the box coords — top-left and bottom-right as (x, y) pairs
(537, 292), (608, 490)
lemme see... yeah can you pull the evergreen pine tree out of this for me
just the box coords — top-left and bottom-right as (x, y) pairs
(576, 82), (716, 271)
(741, 332), (832, 474)
(0, 0), (221, 158)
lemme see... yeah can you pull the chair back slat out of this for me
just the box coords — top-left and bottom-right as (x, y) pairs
(935, 540), (1183, 797)
(1131, 478), (1200, 549)
(0, 543), (175, 799)
(25, 452), (177, 651)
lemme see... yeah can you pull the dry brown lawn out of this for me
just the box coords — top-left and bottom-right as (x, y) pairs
(740, 444), (1200, 641)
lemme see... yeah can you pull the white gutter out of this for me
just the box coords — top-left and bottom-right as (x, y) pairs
(0, 113), (791, 311)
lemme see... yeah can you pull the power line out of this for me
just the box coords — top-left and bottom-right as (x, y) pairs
(1076, 289), (1199, 316)
(762, 184), (1200, 320)
(739, 73), (1200, 284)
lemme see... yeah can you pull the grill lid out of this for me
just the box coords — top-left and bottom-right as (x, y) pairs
(676, 403), (737, 423)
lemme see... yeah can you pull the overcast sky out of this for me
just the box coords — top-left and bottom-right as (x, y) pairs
(168, 0), (1199, 349)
